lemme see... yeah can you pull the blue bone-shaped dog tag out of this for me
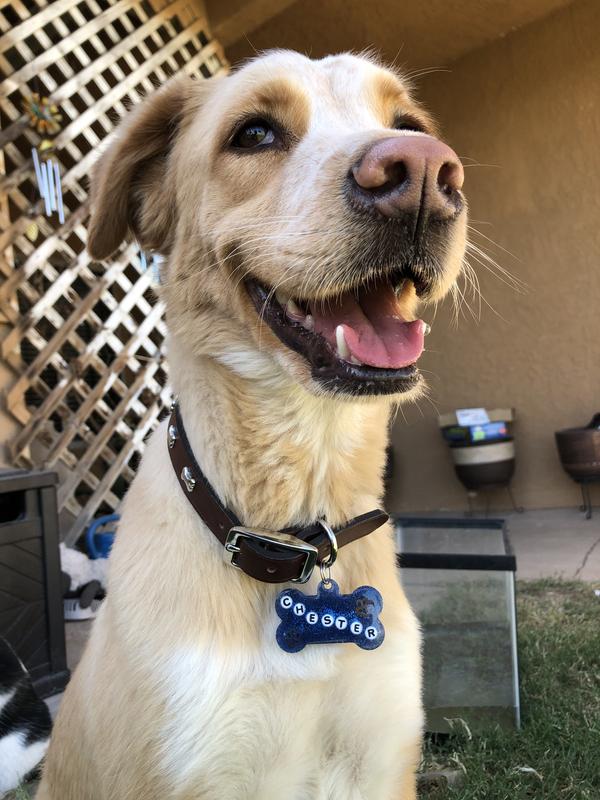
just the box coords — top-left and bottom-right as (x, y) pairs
(275, 580), (385, 653)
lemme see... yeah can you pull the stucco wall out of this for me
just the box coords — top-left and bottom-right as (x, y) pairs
(225, 0), (574, 73)
(388, 0), (600, 513)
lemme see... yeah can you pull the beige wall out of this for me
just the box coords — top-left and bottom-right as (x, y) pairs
(225, 0), (574, 73)
(388, 0), (600, 513)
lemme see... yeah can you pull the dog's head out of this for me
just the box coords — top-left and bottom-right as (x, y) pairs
(88, 51), (467, 400)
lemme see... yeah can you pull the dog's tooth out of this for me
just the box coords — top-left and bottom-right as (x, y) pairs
(302, 314), (314, 330)
(286, 298), (302, 317)
(276, 290), (290, 307)
(350, 356), (362, 365)
(335, 325), (350, 359)
(424, 323), (432, 336)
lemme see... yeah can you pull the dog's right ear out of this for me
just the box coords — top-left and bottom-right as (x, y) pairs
(87, 76), (212, 260)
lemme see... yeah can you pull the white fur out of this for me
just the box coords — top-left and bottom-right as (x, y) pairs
(157, 636), (339, 790)
(59, 543), (108, 591)
(156, 622), (422, 798)
(0, 732), (48, 794)
(216, 346), (280, 381)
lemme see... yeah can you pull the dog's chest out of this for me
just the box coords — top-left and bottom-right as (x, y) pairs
(156, 620), (415, 800)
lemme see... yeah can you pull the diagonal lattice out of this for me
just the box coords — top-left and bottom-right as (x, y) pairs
(0, 0), (227, 544)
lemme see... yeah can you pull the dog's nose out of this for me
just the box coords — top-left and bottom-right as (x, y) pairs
(349, 135), (464, 219)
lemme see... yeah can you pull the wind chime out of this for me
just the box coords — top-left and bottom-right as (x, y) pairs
(23, 92), (160, 283)
(23, 93), (65, 231)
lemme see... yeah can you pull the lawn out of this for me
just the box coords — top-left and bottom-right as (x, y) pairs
(421, 579), (600, 799)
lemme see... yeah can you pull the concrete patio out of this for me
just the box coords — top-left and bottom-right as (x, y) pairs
(504, 507), (600, 581)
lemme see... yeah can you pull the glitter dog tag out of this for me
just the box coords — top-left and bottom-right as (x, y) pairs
(275, 580), (385, 653)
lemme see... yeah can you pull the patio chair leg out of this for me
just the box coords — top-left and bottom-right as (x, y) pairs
(581, 482), (592, 520)
(507, 484), (524, 513)
(466, 491), (476, 517)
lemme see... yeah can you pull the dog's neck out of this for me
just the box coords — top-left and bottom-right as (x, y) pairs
(168, 336), (391, 531)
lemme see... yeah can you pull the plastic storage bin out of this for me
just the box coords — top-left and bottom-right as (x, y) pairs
(0, 470), (69, 697)
(395, 516), (520, 733)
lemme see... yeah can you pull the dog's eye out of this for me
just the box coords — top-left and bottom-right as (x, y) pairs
(232, 119), (276, 149)
(392, 116), (425, 133)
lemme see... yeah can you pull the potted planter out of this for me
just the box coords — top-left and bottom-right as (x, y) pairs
(555, 414), (600, 480)
(438, 409), (520, 512)
(555, 414), (600, 518)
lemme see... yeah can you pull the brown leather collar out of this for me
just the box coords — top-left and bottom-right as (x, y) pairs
(167, 403), (389, 584)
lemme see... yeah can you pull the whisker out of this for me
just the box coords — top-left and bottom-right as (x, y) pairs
(463, 258), (510, 322)
(466, 241), (527, 292)
(403, 66), (450, 81)
(452, 276), (479, 323)
(467, 224), (521, 262)
(466, 251), (526, 294)
(462, 163), (502, 169)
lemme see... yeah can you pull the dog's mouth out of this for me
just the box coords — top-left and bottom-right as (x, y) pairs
(246, 269), (431, 396)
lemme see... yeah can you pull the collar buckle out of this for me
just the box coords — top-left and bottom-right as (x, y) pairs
(224, 527), (318, 583)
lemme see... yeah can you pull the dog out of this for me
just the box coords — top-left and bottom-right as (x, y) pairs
(37, 50), (467, 800)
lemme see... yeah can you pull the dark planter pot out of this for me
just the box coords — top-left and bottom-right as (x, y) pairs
(450, 440), (516, 492)
(555, 415), (600, 480)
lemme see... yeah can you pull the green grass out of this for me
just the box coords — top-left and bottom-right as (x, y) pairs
(421, 579), (600, 799)
(5, 784), (35, 800)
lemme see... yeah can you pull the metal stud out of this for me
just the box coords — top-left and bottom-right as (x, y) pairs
(168, 424), (178, 449)
(181, 466), (196, 493)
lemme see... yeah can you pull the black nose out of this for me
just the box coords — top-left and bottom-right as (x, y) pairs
(349, 135), (464, 219)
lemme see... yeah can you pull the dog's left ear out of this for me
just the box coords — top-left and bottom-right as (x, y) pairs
(87, 76), (213, 260)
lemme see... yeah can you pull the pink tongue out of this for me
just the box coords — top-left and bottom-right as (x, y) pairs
(312, 284), (425, 369)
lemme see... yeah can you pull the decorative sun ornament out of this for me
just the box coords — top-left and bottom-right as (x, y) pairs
(23, 93), (62, 135)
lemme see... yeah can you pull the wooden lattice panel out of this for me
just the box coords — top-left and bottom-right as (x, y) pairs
(0, 0), (227, 543)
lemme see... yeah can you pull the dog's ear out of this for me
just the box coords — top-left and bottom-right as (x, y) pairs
(87, 76), (211, 260)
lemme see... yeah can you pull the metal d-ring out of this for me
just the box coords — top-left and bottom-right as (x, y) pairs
(317, 519), (338, 586)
